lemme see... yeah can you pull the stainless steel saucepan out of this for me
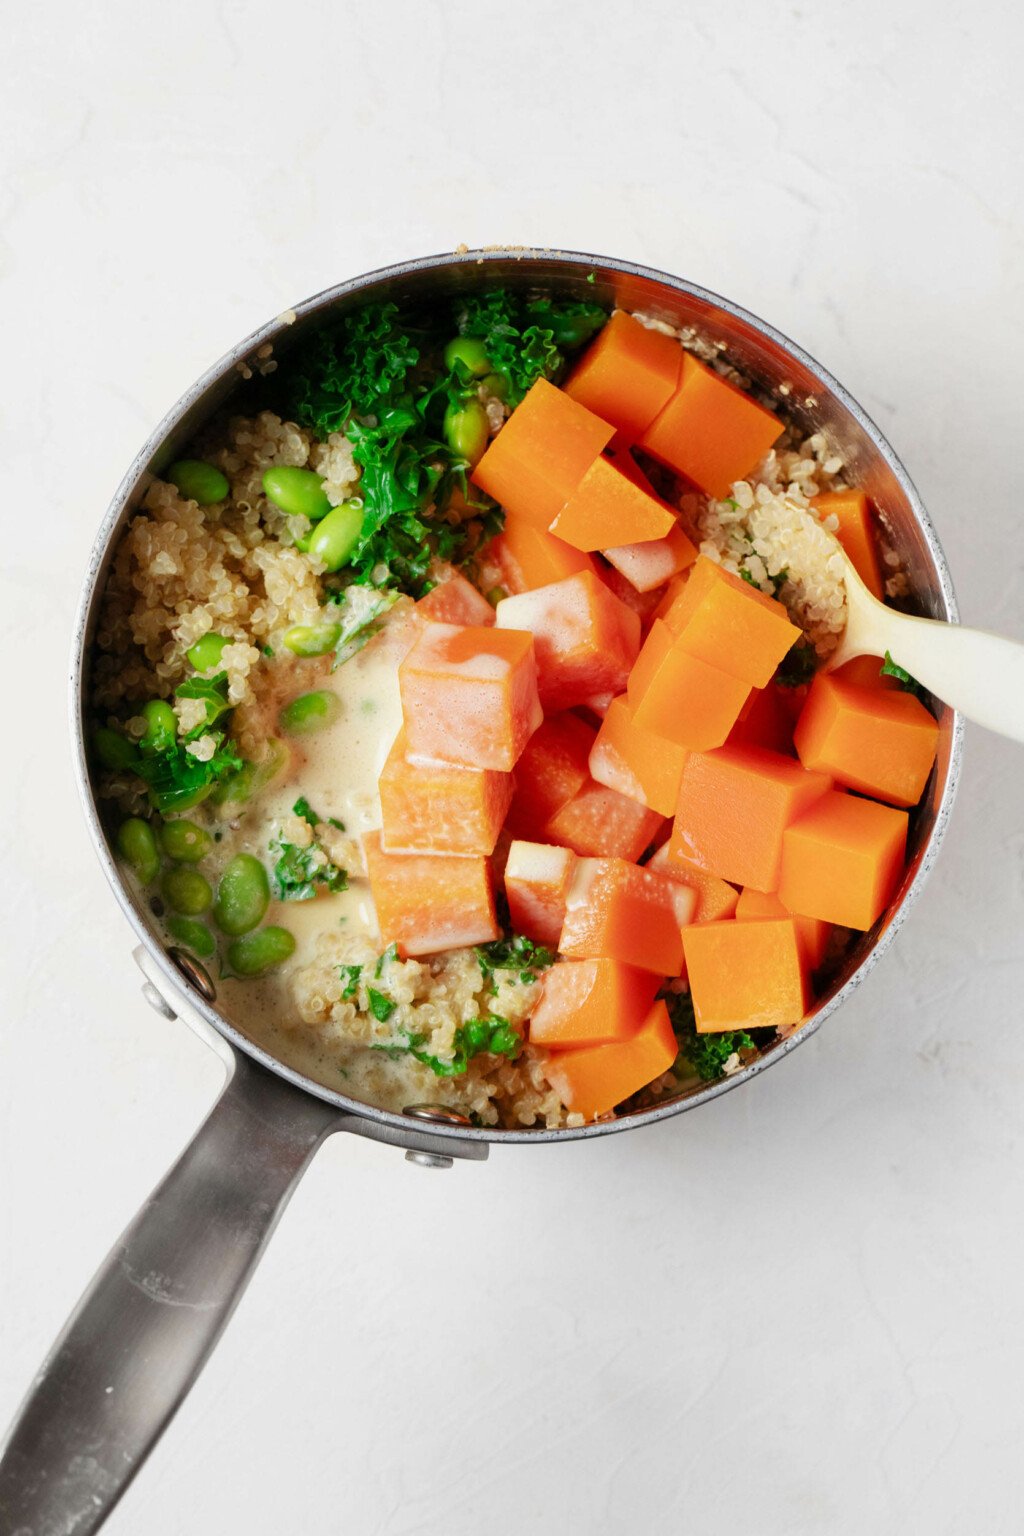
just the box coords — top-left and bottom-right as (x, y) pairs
(0, 250), (963, 1535)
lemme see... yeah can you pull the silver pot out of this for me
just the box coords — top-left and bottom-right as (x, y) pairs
(0, 250), (963, 1535)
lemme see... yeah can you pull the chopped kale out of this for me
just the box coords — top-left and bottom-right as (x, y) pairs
(339, 964), (362, 1000)
(374, 943), (398, 977)
(880, 650), (922, 695)
(662, 989), (774, 1082)
(776, 639), (819, 688)
(367, 987), (396, 1022)
(173, 671), (232, 739)
(270, 833), (348, 902)
(474, 934), (555, 994)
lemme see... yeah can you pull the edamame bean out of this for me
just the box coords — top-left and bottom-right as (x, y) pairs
(116, 817), (160, 884)
(159, 818), (212, 862)
(262, 465), (331, 521)
(444, 336), (492, 377)
(93, 727), (139, 772)
(443, 399), (489, 467)
(307, 500), (362, 572)
(213, 853), (270, 936)
(166, 459), (230, 505)
(209, 739), (288, 808)
(227, 926), (296, 977)
(167, 915), (216, 959)
(278, 690), (342, 736)
(481, 372), (508, 402)
(140, 698), (177, 753)
(186, 632), (230, 672)
(162, 865), (213, 916)
(282, 622), (342, 658)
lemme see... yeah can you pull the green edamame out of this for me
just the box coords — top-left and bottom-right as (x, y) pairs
(167, 914), (216, 959)
(116, 817), (160, 884)
(279, 690), (342, 737)
(166, 459), (230, 505)
(158, 818), (212, 863)
(140, 699), (177, 753)
(282, 622), (342, 658)
(262, 465), (332, 521)
(443, 399), (489, 467)
(444, 336), (492, 377)
(186, 632), (230, 672)
(481, 372), (508, 402)
(213, 853), (270, 936)
(227, 926), (296, 977)
(162, 865), (213, 916)
(307, 500), (362, 572)
(93, 727), (139, 772)
(209, 739), (289, 808)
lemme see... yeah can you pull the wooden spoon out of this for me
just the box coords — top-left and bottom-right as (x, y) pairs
(826, 552), (1024, 741)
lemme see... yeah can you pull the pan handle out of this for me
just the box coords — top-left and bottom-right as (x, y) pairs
(0, 1047), (343, 1536)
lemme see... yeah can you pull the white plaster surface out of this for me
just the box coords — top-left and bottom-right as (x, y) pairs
(2, 2), (1024, 1531)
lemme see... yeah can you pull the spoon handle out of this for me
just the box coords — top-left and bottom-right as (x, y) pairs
(854, 610), (1024, 742)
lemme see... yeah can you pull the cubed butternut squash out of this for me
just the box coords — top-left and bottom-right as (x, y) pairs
(541, 999), (679, 1119)
(563, 310), (683, 443)
(646, 843), (740, 923)
(378, 729), (513, 856)
(663, 555), (801, 689)
(726, 682), (797, 755)
(489, 518), (598, 594)
(529, 958), (660, 1048)
(544, 776), (665, 862)
(589, 694), (688, 816)
(670, 745), (832, 891)
(603, 523), (698, 593)
(504, 840), (576, 947)
(505, 712), (595, 840)
(415, 566), (495, 627)
(682, 918), (809, 1033)
(363, 832), (499, 957)
(638, 352), (783, 499)
(559, 856), (695, 975)
(471, 378), (614, 529)
(778, 789), (908, 931)
(549, 453), (676, 551)
(793, 671), (938, 808)
(812, 489), (884, 599)
(627, 619), (751, 750)
(398, 622), (542, 772)
(495, 570), (640, 711)
(734, 886), (830, 970)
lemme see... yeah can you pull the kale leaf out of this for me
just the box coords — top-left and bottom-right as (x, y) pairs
(880, 650), (922, 695)
(662, 989), (773, 1083)
(270, 833), (348, 901)
(339, 964), (362, 1000)
(474, 933), (556, 994)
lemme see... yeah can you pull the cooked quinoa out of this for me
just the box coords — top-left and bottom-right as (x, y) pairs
(91, 292), (901, 1128)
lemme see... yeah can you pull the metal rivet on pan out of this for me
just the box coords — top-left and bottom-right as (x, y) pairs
(167, 948), (217, 1003)
(401, 1104), (472, 1169)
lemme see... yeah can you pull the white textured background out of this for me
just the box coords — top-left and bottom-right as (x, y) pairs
(3, 2), (1024, 1532)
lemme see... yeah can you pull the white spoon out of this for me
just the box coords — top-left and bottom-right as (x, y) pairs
(826, 552), (1024, 742)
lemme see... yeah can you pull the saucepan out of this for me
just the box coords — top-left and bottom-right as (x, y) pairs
(0, 249), (962, 1535)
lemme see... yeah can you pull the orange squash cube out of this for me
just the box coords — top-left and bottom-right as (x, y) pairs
(670, 745), (832, 891)
(495, 570), (640, 711)
(662, 555), (800, 689)
(544, 777), (665, 862)
(813, 489), (883, 599)
(531, 957), (660, 1049)
(378, 729), (513, 857)
(646, 843), (739, 923)
(682, 918), (809, 1032)
(504, 840), (575, 947)
(638, 351), (783, 499)
(779, 790), (908, 931)
(793, 672), (938, 808)
(505, 712), (595, 839)
(726, 683), (796, 755)
(549, 453), (677, 552)
(471, 378), (614, 529)
(627, 619), (751, 750)
(563, 311), (683, 444)
(603, 523), (698, 593)
(363, 832), (499, 957)
(589, 694), (687, 816)
(489, 518), (597, 595)
(399, 622), (542, 772)
(542, 998), (678, 1119)
(831, 654), (901, 693)
(559, 856), (695, 975)
(651, 569), (691, 624)
(415, 566), (495, 627)
(734, 886), (830, 970)
(596, 562), (666, 626)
